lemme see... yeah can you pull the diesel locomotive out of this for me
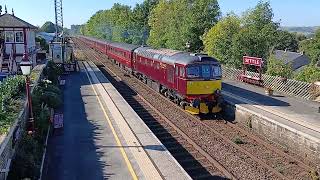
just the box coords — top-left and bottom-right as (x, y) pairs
(78, 36), (223, 115)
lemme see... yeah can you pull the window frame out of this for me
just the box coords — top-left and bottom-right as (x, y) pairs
(5, 31), (14, 43)
(15, 31), (24, 43)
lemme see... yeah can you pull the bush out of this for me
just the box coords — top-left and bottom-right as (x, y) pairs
(42, 91), (62, 109)
(295, 65), (320, 83)
(7, 133), (43, 180)
(43, 61), (63, 85)
(266, 54), (293, 78)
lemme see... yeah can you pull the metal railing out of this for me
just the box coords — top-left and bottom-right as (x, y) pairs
(222, 66), (320, 100)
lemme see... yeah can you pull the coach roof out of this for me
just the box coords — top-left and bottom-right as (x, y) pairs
(109, 42), (140, 52)
(134, 47), (219, 65)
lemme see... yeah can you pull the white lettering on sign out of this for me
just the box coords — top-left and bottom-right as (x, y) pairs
(243, 56), (263, 67)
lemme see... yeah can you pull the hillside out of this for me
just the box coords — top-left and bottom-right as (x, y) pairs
(281, 26), (319, 35)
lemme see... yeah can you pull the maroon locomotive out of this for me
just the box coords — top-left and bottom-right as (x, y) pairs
(79, 36), (223, 114)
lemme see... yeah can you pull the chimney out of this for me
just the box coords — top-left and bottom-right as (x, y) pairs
(12, 8), (14, 16)
(4, 5), (7, 14)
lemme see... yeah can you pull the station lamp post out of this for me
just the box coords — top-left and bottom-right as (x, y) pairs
(20, 53), (34, 133)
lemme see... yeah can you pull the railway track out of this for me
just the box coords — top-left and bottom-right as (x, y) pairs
(73, 38), (318, 180)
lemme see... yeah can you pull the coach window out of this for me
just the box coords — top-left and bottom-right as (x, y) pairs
(175, 67), (179, 76)
(156, 63), (160, 70)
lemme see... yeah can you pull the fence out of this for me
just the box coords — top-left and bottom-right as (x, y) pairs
(0, 63), (46, 180)
(222, 66), (320, 100)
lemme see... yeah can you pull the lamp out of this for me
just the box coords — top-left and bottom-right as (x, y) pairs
(20, 53), (32, 75)
(20, 53), (34, 133)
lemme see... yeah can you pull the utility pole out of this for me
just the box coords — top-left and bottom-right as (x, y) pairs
(54, 0), (64, 63)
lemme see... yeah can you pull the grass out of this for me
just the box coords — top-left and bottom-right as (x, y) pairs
(233, 136), (245, 144)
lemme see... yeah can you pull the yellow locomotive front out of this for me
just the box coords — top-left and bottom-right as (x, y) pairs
(183, 62), (223, 115)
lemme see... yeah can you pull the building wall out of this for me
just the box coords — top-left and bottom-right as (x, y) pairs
(3, 28), (37, 65)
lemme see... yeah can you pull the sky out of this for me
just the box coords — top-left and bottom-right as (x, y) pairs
(1, 0), (319, 28)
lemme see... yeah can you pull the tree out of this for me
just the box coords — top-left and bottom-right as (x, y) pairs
(148, 0), (220, 51)
(266, 54), (293, 78)
(295, 65), (320, 83)
(203, 14), (240, 65)
(39, 21), (56, 33)
(229, 1), (279, 68)
(274, 30), (298, 52)
(299, 28), (320, 65)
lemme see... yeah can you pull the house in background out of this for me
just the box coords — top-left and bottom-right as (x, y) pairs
(274, 50), (311, 71)
(0, 7), (39, 73)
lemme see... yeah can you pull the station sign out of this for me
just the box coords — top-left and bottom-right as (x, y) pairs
(243, 56), (263, 67)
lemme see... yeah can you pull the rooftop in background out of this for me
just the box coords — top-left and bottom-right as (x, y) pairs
(274, 50), (310, 71)
(0, 13), (37, 29)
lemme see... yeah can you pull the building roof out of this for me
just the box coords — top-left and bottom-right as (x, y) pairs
(274, 50), (311, 70)
(0, 13), (37, 29)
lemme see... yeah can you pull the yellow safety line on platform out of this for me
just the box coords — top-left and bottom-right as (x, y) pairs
(83, 62), (138, 180)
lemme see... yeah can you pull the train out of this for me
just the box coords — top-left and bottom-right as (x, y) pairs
(78, 36), (223, 115)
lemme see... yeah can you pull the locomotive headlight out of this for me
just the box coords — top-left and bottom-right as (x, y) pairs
(215, 89), (221, 94)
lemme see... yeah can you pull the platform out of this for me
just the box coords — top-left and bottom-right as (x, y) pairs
(43, 61), (190, 180)
(223, 79), (320, 133)
(222, 78), (320, 163)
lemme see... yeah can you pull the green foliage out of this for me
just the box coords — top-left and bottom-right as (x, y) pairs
(35, 37), (49, 52)
(39, 21), (60, 33)
(7, 133), (42, 180)
(82, 1), (159, 45)
(148, 0), (220, 51)
(299, 28), (320, 65)
(203, 14), (240, 65)
(43, 61), (63, 85)
(266, 55), (293, 78)
(295, 65), (320, 83)
(275, 30), (298, 52)
(0, 76), (25, 134)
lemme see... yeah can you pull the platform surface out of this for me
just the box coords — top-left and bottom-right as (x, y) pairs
(222, 79), (320, 134)
(43, 61), (190, 180)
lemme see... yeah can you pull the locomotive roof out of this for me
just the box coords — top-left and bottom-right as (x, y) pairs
(134, 47), (219, 65)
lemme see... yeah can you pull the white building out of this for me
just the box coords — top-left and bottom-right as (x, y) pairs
(0, 11), (39, 73)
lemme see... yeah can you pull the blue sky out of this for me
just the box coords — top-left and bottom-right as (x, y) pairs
(1, 0), (319, 28)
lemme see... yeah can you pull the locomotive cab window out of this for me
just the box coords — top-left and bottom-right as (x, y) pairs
(202, 65), (211, 78)
(212, 65), (222, 78)
(187, 66), (200, 78)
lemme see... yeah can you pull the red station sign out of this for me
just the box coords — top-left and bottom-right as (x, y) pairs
(243, 56), (263, 67)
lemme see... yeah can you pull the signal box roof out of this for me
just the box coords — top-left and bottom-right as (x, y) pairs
(0, 13), (37, 29)
(134, 47), (219, 66)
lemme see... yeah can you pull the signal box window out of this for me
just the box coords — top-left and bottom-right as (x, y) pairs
(15, 32), (24, 43)
(5, 32), (14, 42)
